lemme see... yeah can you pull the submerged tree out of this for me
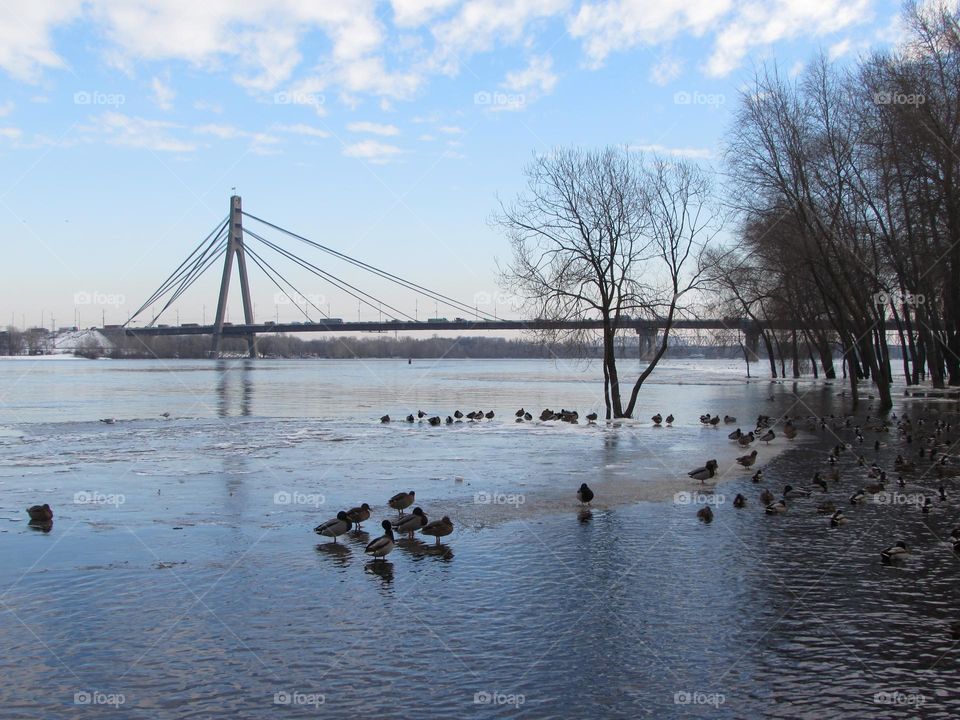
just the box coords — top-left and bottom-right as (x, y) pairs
(497, 146), (722, 418)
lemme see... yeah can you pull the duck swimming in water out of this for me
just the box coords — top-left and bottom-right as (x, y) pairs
(697, 506), (714, 522)
(880, 541), (908, 563)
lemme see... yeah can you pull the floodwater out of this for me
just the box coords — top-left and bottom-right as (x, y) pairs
(1, 357), (959, 717)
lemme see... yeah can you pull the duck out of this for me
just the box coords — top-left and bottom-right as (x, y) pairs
(759, 430), (776, 443)
(346, 503), (371, 530)
(454, 410), (464, 418)
(783, 484), (810, 499)
(921, 497), (933, 514)
(736, 450), (758, 468)
(515, 408), (525, 417)
(880, 541), (909, 563)
(652, 413), (663, 425)
(760, 488), (775, 504)
(864, 478), (885, 495)
(26, 504), (53, 522)
(816, 501), (837, 514)
(830, 509), (848, 527)
(723, 415), (736, 424)
(665, 414), (674, 425)
(485, 410), (495, 419)
(393, 507), (428, 538)
(446, 416), (454, 424)
(733, 493), (747, 508)
(586, 412), (598, 422)
(577, 483), (595, 505)
(365, 520), (396, 560)
(99, 417), (116, 425)
(728, 428), (742, 440)
(688, 459), (719, 484)
(849, 489), (866, 505)
(405, 414), (415, 423)
(751, 469), (763, 483)
(812, 473), (828, 492)
(314, 511), (352, 543)
(524, 412), (532, 421)
(709, 415), (721, 426)
(765, 499), (788, 514)
(737, 432), (755, 447)
(388, 490), (415, 516)
(380, 414), (391, 423)
(782, 422), (797, 439)
(697, 506), (714, 522)
(420, 516), (454, 544)
(428, 416), (442, 426)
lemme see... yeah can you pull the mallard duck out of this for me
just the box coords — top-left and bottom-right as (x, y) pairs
(849, 489), (866, 505)
(880, 541), (908, 563)
(454, 410), (463, 418)
(709, 415), (720, 426)
(733, 494), (746, 508)
(697, 506), (714, 522)
(577, 483), (594, 505)
(524, 412), (532, 421)
(346, 503), (371, 529)
(728, 428), (742, 440)
(485, 410), (495, 419)
(515, 408), (525, 417)
(26, 504), (53, 522)
(830, 509), (848, 527)
(417, 410), (427, 418)
(393, 507), (428, 537)
(724, 415), (736, 424)
(765, 499), (787, 514)
(314, 511), (352, 542)
(388, 490), (415, 516)
(446, 416), (454, 424)
(760, 488), (775, 504)
(420, 516), (453, 544)
(586, 412), (598, 422)
(428, 416), (441, 426)
(759, 430), (776, 443)
(99, 418), (116, 424)
(652, 413), (662, 425)
(380, 414), (390, 423)
(783, 484), (810, 499)
(365, 520), (396, 560)
(751, 469), (763, 483)
(665, 414), (674, 425)
(736, 450), (758, 468)
(688, 460), (718, 484)
(405, 414), (415, 423)
(816, 501), (836, 514)
(737, 432), (755, 447)
(812, 473), (828, 492)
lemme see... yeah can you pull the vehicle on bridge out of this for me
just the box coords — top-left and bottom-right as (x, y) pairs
(427, 317), (448, 323)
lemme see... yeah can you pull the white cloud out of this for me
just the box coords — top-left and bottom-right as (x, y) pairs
(0, 126), (23, 141)
(630, 142), (713, 159)
(151, 76), (175, 110)
(0, 0), (83, 81)
(503, 54), (557, 97)
(347, 121), (401, 136)
(272, 123), (330, 138)
(194, 99), (223, 113)
(0, 101), (13, 117)
(391, 0), (459, 27)
(650, 54), (683, 86)
(438, 125), (463, 134)
(194, 123), (280, 152)
(570, 1), (728, 69)
(342, 139), (403, 163)
(87, 112), (196, 153)
(828, 38), (852, 60)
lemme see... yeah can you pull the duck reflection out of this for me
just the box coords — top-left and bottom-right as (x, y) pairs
(347, 529), (371, 545)
(28, 520), (53, 533)
(396, 537), (454, 561)
(364, 559), (394, 585)
(315, 542), (351, 567)
(578, 508), (593, 525)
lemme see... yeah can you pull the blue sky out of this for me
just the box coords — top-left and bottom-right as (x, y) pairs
(0, 0), (906, 330)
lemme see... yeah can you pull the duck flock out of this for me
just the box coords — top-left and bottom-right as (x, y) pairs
(380, 407), (599, 425)
(686, 410), (960, 569)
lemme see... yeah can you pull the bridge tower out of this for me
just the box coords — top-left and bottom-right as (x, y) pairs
(212, 195), (256, 358)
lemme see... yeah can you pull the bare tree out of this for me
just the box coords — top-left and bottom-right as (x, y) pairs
(497, 146), (721, 418)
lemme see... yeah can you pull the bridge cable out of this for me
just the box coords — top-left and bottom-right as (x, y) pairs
(242, 243), (328, 322)
(241, 212), (497, 321)
(150, 238), (229, 324)
(126, 217), (229, 325)
(242, 228), (412, 322)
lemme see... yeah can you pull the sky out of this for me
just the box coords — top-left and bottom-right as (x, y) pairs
(0, 0), (910, 330)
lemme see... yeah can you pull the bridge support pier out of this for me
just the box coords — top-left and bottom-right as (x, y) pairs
(212, 195), (256, 358)
(637, 328), (658, 360)
(744, 328), (760, 361)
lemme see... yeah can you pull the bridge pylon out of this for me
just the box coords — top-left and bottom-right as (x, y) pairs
(211, 195), (256, 358)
